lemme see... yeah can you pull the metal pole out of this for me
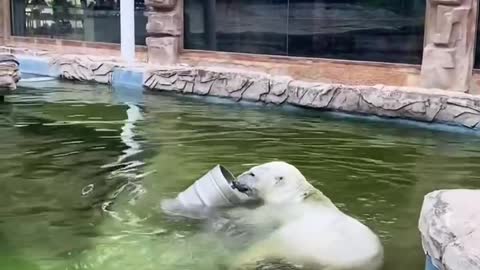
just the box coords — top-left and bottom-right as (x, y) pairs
(120, 0), (135, 63)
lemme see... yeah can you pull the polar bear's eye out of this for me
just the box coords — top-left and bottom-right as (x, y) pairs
(276, 176), (284, 182)
(249, 172), (255, 177)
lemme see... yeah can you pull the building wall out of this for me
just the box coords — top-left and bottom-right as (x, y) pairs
(180, 51), (421, 87)
(3, 0), (480, 94)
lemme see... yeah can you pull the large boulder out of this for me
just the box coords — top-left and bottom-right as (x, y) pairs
(419, 190), (480, 270)
(0, 54), (20, 92)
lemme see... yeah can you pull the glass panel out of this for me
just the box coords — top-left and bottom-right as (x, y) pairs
(184, 0), (424, 64)
(10, 0), (147, 45)
(83, 1), (121, 43)
(134, 0), (147, 45)
(287, 0), (426, 64)
(184, 0), (288, 56)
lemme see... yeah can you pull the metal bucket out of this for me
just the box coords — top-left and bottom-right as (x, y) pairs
(176, 165), (247, 208)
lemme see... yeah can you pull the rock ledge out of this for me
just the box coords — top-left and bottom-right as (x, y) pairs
(419, 190), (480, 270)
(0, 54), (20, 92)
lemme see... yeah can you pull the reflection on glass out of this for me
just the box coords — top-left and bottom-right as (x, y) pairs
(184, 0), (426, 64)
(185, 0), (288, 56)
(287, 0), (425, 64)
(10, 0), (147, 45)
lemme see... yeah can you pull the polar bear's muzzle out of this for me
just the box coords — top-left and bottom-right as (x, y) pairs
(231, 181), (250, 193)
(232, 172), (256, 196)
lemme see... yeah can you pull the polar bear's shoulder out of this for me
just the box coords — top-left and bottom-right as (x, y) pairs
(303, 188), (338, 209)
(269, 204), (383, 270)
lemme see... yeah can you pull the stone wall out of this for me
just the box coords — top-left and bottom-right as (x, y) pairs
(1, 0), (480, 94)
(0, 54), (20, 91)
(180, 52), (422, 90)
(31, 54), (480, 130)
(419, 190), (480, 270)
(143, 65), (480, 129)
(139, 0), (479, 94)
(145, 0), (182, 65)
(50, 55), (122, 84)
(418, 0), (477, 93)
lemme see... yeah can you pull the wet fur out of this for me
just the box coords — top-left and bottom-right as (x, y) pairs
(227, 161), (384, 270)
(161, 161), (383, 270)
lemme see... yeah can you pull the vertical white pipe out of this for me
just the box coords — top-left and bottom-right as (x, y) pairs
(120, 0), (135, 63)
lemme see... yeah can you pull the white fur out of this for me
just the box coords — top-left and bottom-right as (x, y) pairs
(231, 161), (384, 270)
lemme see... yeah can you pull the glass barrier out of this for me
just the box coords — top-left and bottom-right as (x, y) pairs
(10, 0), (147, 45)
(184, 0), (288, 56)
(184, 0), (426, 64)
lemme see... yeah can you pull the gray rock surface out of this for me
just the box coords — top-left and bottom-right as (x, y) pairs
(34, 54), (480, 131)
(146, 11), (182, 36)
(419, 190), (480, 270)
(0, 54), (20, 91)
(144, 66), (480, 130)
(146, 37), (179, 65)
(145, 0), (181, 65)
(50, 55), (121, 84)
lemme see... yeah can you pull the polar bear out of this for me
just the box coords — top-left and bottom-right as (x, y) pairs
(227, 161), (384, 270)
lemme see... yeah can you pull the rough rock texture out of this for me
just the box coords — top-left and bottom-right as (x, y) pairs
(146, 11), (182, 36)
(0, 54), (21, 91)
(15, 52), (480, 131)
(144, 66), (480, 129)
(419, 190), (480, 270)
(145, 0), (182, 65)
(145, 0), (177, 9)
(50, 55), (122, 84)
(421, 0), (478, 92)
(146, 37), (179, 66)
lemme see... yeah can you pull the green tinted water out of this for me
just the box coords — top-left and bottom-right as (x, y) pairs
(1, 79), (480, 270)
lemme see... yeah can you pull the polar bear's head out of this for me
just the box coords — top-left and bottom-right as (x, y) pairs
(232, 161), (318, 204)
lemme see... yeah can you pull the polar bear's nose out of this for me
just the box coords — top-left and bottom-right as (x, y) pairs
(231, 181), (250, 193)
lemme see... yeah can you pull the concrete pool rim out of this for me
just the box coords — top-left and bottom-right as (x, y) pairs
(14, 54), (480, 135)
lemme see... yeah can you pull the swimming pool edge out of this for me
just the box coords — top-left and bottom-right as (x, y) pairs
(16, 55), (144, 90)
(16, 54), (480, 132)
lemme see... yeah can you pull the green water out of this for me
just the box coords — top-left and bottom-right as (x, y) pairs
(1, 79), (480, 270)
